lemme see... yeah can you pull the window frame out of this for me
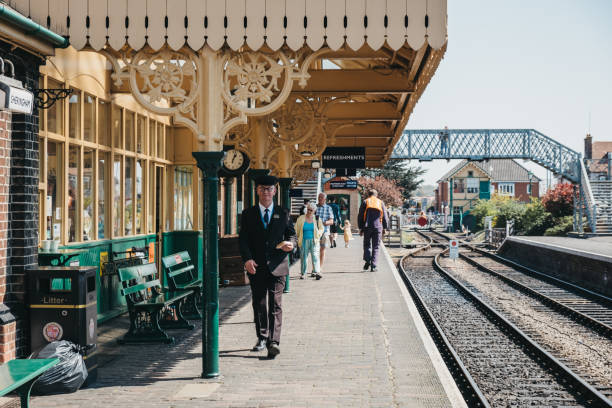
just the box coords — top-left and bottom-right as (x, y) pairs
(497, 182), (515, 196)
(38, 74), (171, 245)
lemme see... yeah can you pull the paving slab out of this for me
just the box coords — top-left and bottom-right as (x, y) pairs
(13, 237), (464, 408)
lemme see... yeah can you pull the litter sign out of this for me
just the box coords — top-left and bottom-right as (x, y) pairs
(449, 240), (459, 259)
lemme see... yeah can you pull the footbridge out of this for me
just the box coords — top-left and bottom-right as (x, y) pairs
(391, 129), (598, 233)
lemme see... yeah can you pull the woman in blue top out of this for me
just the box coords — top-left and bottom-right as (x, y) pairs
(295, 202), (324, 280)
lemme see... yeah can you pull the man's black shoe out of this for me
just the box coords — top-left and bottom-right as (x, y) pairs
(371, 266), (378, 272)
(363, 261), (370, 270)
(267, 342), (280, 359)
(251, 338), (267, 352)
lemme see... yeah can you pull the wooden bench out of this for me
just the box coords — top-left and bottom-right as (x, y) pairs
(162, 251), (202, 319)
(0, 358), (59, 408)
(117, 263), (194, 344)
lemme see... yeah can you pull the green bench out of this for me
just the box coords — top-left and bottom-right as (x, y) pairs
(0, 358), (59, 408)
(162, 251), (202, 320)
(117, 263), (194, 344)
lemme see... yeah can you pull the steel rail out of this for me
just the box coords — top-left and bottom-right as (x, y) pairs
(470, 246), (612, 307)
(428, 229), (612, 307)
(425, 229), (612, 331)
(457, 251), (612, 337)
(398, 245), (490, 407)
(432, 251), (612, 407)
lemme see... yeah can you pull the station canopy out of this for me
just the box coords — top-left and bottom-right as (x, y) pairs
(9, 0), (448, 168)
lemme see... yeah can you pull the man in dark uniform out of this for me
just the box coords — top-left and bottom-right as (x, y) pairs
(358, 189), (389, 272)
(239, 175), (296, 359)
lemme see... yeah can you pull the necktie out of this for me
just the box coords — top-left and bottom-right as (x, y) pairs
(264, 208), (269, 228)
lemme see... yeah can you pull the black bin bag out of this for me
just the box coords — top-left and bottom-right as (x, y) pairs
(29, 340), (88, 395)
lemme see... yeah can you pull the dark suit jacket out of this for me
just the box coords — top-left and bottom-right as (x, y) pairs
(239, 205), (297, 277)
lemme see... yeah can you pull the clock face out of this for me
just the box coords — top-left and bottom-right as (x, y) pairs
(224, 150), (245, 171)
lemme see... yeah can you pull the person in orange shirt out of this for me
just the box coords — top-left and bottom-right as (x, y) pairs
(357, 189), (389, 272)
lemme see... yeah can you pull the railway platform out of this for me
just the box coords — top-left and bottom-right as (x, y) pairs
(499, 235), (612, 297)
(11, 237), (465, 408)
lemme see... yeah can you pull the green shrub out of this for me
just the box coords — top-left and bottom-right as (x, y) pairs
(521, 198), (555, 236)
(544, 216), (574, 236)
(470, 198), (499, 230)
(494, 198), (526, 231)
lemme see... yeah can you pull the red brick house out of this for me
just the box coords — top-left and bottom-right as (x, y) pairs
(584, 134), (611, 180)
(434, 159), (541, 214)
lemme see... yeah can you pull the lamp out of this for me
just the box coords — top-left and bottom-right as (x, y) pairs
(311, 160), (321, 169)
(527, 171), (533, 196)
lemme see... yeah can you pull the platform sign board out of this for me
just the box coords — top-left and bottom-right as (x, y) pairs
(449, 240), (459, 259)
(329, 180), (357, 189)
(322, 147), (365, 169)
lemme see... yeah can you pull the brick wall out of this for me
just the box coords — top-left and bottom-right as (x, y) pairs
(0, 44), (43, 360)
(436, 181), (449, 211)
(0, 110), (15, 363)
(0, 111), (10, 303)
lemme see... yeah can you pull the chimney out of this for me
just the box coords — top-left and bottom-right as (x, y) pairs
(584, 133), (592, 159)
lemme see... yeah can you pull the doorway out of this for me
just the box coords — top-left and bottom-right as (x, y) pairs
(327, 194), (351, 232)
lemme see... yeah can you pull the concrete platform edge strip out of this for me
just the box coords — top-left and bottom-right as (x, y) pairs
(381, 245), (468, 408)
(507, 237), (612, 263)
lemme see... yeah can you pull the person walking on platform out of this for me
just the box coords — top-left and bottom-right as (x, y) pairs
(239, 175), (296, 359)
(328, 196), (341, 248)
(315, 192), (335, 273)
(358, 189), (389, 272)
(343, 220), (353, 248)
(295, 201), (324, 279)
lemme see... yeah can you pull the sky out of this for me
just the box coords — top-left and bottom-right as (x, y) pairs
(406, 0), (612, 189)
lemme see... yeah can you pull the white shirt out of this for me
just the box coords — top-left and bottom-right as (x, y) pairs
(258, 202), (274, 224)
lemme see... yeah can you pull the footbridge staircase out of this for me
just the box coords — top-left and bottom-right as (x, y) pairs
(391, 129), (603, 234)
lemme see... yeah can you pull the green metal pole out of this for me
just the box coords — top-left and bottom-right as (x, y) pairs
(246, 169), (270, 206)
(449, 177), (454, 233)
(224, 177), (233, 235)
(193, 151), (224, 379)
(279, 177), (293, 294)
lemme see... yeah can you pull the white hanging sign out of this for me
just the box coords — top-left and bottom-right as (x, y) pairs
(0, 77), (33, 114)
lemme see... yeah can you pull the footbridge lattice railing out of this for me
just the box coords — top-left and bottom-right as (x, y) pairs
(392, 129), (580, 182)
(391, 129), (597, 233)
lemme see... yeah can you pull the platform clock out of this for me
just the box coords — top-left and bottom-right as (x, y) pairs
(219, 148), (250, 177)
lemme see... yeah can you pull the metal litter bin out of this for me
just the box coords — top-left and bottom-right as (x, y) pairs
(26, 266), (98, 385)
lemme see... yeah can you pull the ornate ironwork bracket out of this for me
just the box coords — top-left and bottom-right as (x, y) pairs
(34, 88), (73, 109)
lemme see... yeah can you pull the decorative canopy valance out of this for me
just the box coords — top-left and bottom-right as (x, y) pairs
(8, 0), (446, 52)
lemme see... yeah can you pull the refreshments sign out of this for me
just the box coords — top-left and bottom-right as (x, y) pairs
(322, 147), (365, 169)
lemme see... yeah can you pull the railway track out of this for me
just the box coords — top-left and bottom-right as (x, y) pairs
(427, 229), (612, 331)
(398, 231), (612, 407)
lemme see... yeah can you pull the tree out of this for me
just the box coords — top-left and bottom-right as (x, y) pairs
(360, 160), (425, 200)
(522, 198), (555, 236)
(357, 175), (404, 207)
(542, 183), (575, 218)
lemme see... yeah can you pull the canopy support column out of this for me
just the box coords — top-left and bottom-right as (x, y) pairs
(279, 177), (293, 293)
(193, 152), (224, 379)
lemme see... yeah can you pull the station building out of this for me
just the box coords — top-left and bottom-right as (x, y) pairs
(434, 159), (541, 226)
(0, 0), (448, 369)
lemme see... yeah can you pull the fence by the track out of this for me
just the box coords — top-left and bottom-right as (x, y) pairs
(400, 213), (450, 229)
